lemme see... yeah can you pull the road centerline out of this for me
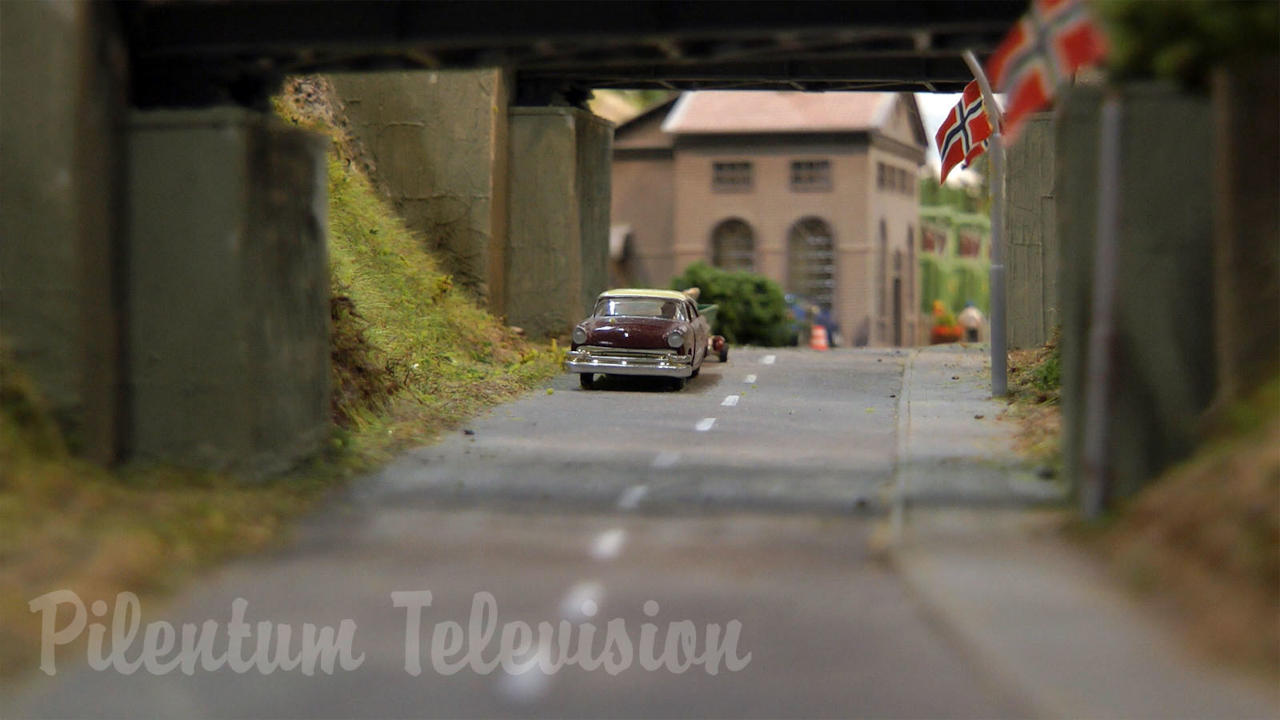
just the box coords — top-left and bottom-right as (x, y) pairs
(559, 580), (604, 621)
(695, 417), (717, 432)
(617, 484), (649, 509)
(590, 528), (627, 561)
(651, 452), (680, 469)
(721, 394), (740, 407)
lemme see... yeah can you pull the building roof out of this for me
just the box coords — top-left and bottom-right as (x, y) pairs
(662, 91), (893, 134)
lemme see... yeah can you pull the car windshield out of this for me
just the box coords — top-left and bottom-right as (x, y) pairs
(595, 297), (685, 320)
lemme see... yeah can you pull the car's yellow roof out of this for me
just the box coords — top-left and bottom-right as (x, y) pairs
(598, 288), (691, 301)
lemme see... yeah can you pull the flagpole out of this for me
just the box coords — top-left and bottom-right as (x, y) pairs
(962, 51), (1007, 397)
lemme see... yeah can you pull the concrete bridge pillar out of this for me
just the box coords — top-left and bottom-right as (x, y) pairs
(2, 5), (331, 475)
(1057, 85), (1215, 500)
(0, 1), (129, 462)
(505, 107), (613, 336)
(126, 109), (330, 475)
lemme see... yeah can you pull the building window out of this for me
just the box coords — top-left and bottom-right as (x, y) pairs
(877, 165), (915, 196)
(922, 226), (947, 254)
(712, 161), (752, 192)
(790, 159), (832, 192)
(710, 218), (756, 272)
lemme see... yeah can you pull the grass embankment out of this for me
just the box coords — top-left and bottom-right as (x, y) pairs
(1088, 378), (1279, 676)
(322, 136), (560, 457)
(0, 77), (560, 679)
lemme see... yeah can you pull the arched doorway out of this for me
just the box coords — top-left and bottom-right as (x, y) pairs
(786, 217), (835, 311)
(710, 218), (756, 273)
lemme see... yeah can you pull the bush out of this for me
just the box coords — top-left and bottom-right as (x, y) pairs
(671, 262), (792, 346)
(1103, 0), (1279, 91)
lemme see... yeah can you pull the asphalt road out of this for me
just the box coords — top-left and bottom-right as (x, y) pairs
(16, 348), (1029, 719)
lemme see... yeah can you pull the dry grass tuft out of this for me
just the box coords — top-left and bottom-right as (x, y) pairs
(1003, 330), (1062, 470)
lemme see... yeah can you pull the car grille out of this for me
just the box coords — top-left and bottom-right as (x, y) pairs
(578, 345), (673, 358)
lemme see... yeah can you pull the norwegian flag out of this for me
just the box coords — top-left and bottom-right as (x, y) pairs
(985, 0), (1107, 141)
(935, 81), (994, 184)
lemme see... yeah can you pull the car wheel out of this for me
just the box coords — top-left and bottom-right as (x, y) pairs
(719, 346), (729, 363)
(690, 366), (700, 378)
(668, 376), (686, 391)
(579, 373), (595, 390)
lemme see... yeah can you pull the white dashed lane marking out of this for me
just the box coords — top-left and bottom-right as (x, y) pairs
(695, 417), (717, 432)
(617, 484), (648, 509)
(651, 452), (680, 469)
(761, 354), (776, 365)
(721, 395), (740, 407)
(743, 374), (757, 384)
(559, 581), (604, 621)
(590, 528), (627, 561)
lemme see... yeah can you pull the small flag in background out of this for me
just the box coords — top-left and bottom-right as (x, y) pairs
(935, 80), (994, 184)
(985, 0), (1107, 141)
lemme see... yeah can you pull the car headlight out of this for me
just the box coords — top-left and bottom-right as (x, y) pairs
(666, 330), (685, 349)
(572, 326), (588, 345)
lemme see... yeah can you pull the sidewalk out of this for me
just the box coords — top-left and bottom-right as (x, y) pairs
(887, 345), (1278, 720)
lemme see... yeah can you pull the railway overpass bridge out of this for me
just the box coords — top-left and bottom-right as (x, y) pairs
(2, 1), (1031, 472)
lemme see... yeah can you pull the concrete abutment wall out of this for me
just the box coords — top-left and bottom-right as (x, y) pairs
(330, 70), (513, 311)
(331, 70), (613, 337)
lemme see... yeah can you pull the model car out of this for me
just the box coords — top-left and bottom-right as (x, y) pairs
(565, 288), (728, 390)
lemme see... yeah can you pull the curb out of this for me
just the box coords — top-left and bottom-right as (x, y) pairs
(882, 346), (1278, 719)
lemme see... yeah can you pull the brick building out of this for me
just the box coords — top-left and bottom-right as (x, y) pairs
(610, 91), (927, 347)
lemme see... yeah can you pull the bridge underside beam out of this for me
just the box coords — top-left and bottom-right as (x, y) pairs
(119, 1), (1020, 106)
(519, 54), (981, 94)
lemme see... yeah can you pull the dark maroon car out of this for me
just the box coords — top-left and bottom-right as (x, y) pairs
(565, 289), (726, 390)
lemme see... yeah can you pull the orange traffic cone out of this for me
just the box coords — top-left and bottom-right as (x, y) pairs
(809, 324), (829, 351)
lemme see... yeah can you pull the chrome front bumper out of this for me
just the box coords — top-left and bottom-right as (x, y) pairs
(564, 347), (695, 378)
